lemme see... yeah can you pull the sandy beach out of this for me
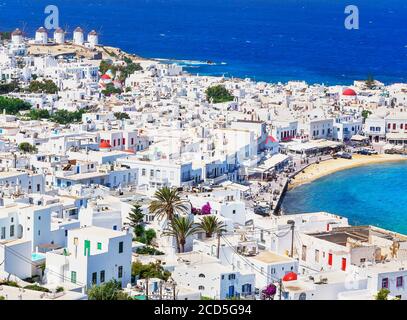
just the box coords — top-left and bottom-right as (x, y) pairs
(289, 154), (407, 190)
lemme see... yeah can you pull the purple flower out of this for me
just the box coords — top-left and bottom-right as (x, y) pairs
(201, 202), (211, 215)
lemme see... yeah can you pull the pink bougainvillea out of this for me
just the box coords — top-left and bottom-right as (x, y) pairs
(261, 283), (277, 300)
(201, 202), (212, 215)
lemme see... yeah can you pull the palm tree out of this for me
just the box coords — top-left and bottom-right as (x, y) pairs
(148, 187), (189, 222)
(163, 216), (199, 253)
(197, 216), (226, 238)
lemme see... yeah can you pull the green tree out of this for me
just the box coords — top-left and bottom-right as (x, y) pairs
(375, 288), (390, 300)
(163, 216), (199, 253)
(25, 109), (51, 120)
(102, 84), (122, 96)
(50, 109), (85, 125)
(131, 261), (171, 281)
(197, 215), (226, 238)
(28, 80), (58, 94)
(87, 280), (132, 300)
(0, 96), (31, 115)
(361, 109), (372, 121)
(99, 60), (113, 74)
(128, 204), (145, 237)
(144, 229), (156, 245)
(0, 82), (20, 94)
(148, 187), (189, 222)
(205, 85), (234, 104)
(114, 112), (130, 120)
(18, 142), (37, 153)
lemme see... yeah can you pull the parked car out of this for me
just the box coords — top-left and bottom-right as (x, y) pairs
(360, 148), (378, 155)
(334, 151), (352, 159)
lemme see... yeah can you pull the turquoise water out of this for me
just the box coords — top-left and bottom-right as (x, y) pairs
(282, 161), (407, 234)
(31, 252), (45, 261)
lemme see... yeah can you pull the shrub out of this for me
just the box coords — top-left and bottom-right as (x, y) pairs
(0, 280), (20, 287)
(24, 284), (50, 293)
(28, 80), (58, 94)
(18, 142), (38, 153)
(205, 85), (234, 104)
(136, 246), (164, 255)
(0, 96), (31, 115)
(87, 280), (132, 300)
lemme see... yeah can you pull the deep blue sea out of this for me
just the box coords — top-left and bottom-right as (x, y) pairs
(1, 0), (407, 84)
(282, 162), (407, 234)
(1, 1), (407, 232)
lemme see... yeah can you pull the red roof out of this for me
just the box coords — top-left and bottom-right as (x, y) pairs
(101, 74), (111, 80)
(342, 88), (357, 96)
(282, 272), (298, 282)
(99, 141), (111, 149)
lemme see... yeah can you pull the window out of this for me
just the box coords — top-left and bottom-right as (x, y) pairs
(382, 278), (389, 289)
(118, 266), (123, 279)
(36, 184), (41, 192)
(142, 169), (146, 176)
(315, 249), (319, 263)
(341, 258), (347, 271)
(198, 286), (205, 291)
(198, 274), (205, 278)
(65, 230), (68, 237)
(97, 242), (102, 250)
(1, 227), (5, 239)
(228, 274), (236, 280)
(100, 270), (105, 283)
(301, 245), (307, 261)
(328, 253), (333, 266)
(84, 240), (91, 256)
(38, 216), (41, 220)
(150, 170), (154, 178)
(10, 225), (14, 237)
(119, 241), (123, 253)
(92, 272), (97, 285)
(396, 276), (403, 288)
(71, 271), (77, 284)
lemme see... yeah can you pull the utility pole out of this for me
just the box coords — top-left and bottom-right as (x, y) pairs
(217, 232), (221, 259)
(145, 277), (149, 301)
(172, 281), (177, 300)
(287, 220), (295, 258)
(279, 279), (282, 300)
(159, 280), (163, 300)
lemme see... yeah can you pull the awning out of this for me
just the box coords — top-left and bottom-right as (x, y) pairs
(258, 154), (289, 171)
(386, 133), (407, 140)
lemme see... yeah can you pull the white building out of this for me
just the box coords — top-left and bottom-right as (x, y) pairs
(54, 28), (65, 44)
(87, 30), (99, 48)
(73, 27), (84, 46)
(11, 28), (23, 45)
(45, 226), (132, 289)
(35, 27), (48, 45)
(172, 252), (255, 299)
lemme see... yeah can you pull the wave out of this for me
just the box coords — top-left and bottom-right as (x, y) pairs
(154, 58), (227, 66)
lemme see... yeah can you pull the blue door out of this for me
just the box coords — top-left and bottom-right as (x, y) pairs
(228, 285), (235, 297)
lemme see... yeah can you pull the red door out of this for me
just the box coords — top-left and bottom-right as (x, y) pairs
(328, 253), (333, 266)
(341, 258), (347, 271)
